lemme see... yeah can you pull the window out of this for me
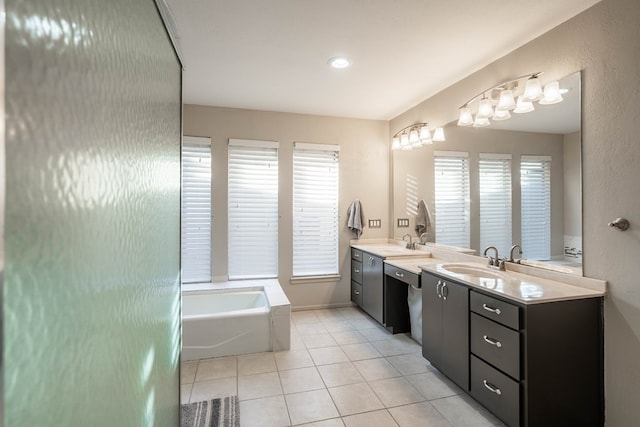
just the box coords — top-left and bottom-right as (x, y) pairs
(479, 154), (512, 255)
(181, 136), (212, 284)
(292, 143), (340, 277)
(434, 151), (470, 248)
(228, 139), (279, 279)
(521, 155), (551, 260)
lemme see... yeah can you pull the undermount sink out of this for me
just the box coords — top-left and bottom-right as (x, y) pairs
(440, 264), (504, 280)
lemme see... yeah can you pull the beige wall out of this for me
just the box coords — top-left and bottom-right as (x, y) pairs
(392, 126), (565, 258)
(390, 0), (640, 424)
(564, 131), (582, 238)
(183, 105), (389, 308)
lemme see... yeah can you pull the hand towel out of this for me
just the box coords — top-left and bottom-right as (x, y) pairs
(415, 199), (432, 237)
(347, 199), (364, 239)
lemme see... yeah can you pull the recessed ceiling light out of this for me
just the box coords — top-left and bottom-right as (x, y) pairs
(328, 56), (351, 69)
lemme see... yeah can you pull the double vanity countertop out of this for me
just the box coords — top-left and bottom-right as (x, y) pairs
(351, 240), (606, 305)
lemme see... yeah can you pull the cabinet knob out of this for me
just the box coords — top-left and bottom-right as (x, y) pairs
(483, 380), (502, 396)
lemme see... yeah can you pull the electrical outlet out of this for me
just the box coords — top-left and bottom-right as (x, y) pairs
(397, 218), (410, 227)
(368, 219), (381, 228)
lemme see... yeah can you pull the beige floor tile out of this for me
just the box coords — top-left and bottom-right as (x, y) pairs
(317, 362), (365, 388)
(291, 331), (307, 350)
(335, 307), (368, 320)
(405, 371), (462, 401)
(309, 346), (349, 365)
(285, 389), (340, 425)
(303, 332), (338, 348)
(328, 382), (384, 416)
(180, 383), (192, 404)
(190, 377), (237, 402)
(238, 352), (277, 376)
(348, 317), (381, 330)
(180, 361), (198, 384)
(292, 311), (321, 325)
(429, 394), (501, 427)
(371, 338), (418, 357)
(313, 309), (346, 322)
(195, 356), (237, 382)
(353, 358), (402, 382)
(322, 320), (356, 333)
(388, 401), (453, 427)
(341, 342), (383, 361)
(294, 418), (345, 427)
(237, 371), (282, 401)
(330, 330), (368, 345)
(359, 327), (393, 342)
(343, 409), (399, 427)
(279, 366), (325, 394)
(297, 322), (330, 336)
(239, 395), (291, 427)
(369, 377), (425, 408)
(386, 353), (432, 376)
(275, 348), (315, 371)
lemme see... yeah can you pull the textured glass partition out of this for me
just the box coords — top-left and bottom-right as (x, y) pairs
(4, 1), (182, 425)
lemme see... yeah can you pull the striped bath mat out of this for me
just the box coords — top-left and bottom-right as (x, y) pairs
(181, 396), (239, 427)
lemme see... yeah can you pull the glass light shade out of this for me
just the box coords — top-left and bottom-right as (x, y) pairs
(412, 140), (422, 148)
(477, 98), (494, 118)
(492, 109), (511, 121)
(513, 96), (535, 114)
(401, 143), (413, 151)
(539, 81), (563, 105)
(496, 89), (516, 111)
(419, 125), (431, 141)
(473, 115), (490, 127)
(457, 107), (473, 126)
(409, 129), (419, 144)
(391, 137), (401, 150)
(400, 133), (409, 148)
(523, 76), (543, 102)
(432, 127), (445, 142)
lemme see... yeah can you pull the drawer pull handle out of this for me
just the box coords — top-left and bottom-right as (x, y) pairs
(395, 272), (404, 278)
(354, 290), (360, 295)
(483, 380), (502, 396)
(354, 253), (360, 258)
(442, 282), (447, 301)
(354, 269), (360, 273)
(482, 304), (502, 315)
(436, 280), (443, 298)
(483, 335), (502, 348)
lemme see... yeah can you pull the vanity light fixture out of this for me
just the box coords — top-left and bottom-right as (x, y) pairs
(457, 72), (565, 128)
(391, 123), (445, 151)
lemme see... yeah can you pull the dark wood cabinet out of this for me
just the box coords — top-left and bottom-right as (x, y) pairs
(421, 271), (469, 390)
(362, 253), (384, 323)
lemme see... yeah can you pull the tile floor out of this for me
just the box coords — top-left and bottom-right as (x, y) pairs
(181, 306), (505, 427)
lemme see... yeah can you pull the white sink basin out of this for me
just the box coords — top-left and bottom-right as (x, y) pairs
(440, 264), (504, 280)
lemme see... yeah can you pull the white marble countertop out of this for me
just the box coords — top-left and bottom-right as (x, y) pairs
(352, 241), (606, 305)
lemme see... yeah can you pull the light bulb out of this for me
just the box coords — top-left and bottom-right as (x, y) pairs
(457, 107), (473, 126)
(391, 137), (401, 150)
(400, 133), (409, 148)
(496, 89), (516, 111)
(523, 76), (543, 102)
(432, 127), (445, 142)
(539, 81), (563, 105)
(419, 125), (431, 142)
(409, 129), (419, 144)
(477, 98), (494, 119)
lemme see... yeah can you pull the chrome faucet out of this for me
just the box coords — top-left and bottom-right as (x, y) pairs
(402, 233), (415, 250)
(483, 246), (505, 270)
(508, 244), (523, 263)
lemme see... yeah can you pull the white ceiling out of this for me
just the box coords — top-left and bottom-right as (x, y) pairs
(165, 0), (599, 121)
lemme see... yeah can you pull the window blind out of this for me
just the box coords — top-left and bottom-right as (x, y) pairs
(479, 154), (512, 256)
(434, 152), (470, 248)
(181, 136), (212, 284)
(228, 140), (279, 279)
(292, 143), (340, 277)
(521, 155), (551, 260)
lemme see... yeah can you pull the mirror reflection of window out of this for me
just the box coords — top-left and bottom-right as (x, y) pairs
(521, 155), (551, 260)
(479, 153), (512, 256)
(434, 151), (470, 248)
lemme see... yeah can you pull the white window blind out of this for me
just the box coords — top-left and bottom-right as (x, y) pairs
(293, 143), (340, 277)
(181, 136), (212, 284)
(521, 155), (551, 260)
(479, 154), (512, 256)
(434, 152), (470, 248)
(228, 139), (279, 279)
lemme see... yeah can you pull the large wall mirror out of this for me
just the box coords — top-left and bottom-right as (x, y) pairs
(392, 71), (582, 275)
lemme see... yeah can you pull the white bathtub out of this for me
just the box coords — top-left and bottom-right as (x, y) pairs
(182, 287), (272, 361)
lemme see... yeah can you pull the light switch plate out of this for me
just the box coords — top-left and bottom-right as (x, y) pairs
(397, 218), (410, 227)
(368, 219), (381, 228)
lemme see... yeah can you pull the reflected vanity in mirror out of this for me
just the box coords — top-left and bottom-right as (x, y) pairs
(392, 72), (582, 275)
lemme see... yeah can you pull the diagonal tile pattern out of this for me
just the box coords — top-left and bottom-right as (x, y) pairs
(180, 306), (504, 426)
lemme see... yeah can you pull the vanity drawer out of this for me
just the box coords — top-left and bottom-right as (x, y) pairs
(470, 355), (520, 427)
(384, 264), (419, 288)
(351, 260), (363, 284)
(351, 281), (363, 306)
(351, 248), (363, 262)
(471, 290), (520, 330)
(471, 313), (521, 380)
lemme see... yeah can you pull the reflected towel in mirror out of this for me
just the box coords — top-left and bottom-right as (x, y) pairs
(415, 199), (432, 236)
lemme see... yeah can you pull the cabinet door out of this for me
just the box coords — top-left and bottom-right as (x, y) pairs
(362, 254), (384, 323)
(421, 272), (443, 366)
(441, 279), (470, 390)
